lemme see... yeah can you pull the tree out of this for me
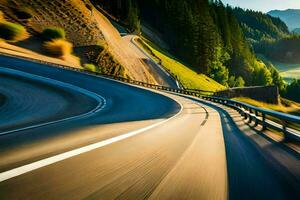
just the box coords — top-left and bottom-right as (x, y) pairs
(95, 0), (284, 88)
(284, 79), (300, 103)
(126, 0), (140, 32)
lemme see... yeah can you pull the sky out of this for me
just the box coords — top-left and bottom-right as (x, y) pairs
(221, 0), (300, 13)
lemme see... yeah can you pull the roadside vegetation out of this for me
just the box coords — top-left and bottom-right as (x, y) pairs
(1, 0), (104, 46)
(43, 39), (73, 57)
(41, 27), (77, 61)
(0, 1), (129, 78)
(76, 43), (127, 77)
(83, 63), (97, 72)
(135, 37), (224, 92)
(42, 27), (66, 41)
(0, 11), (4, 21)
(11, 7), (33, 20)
(0, 22), (28, 42)
(0, 12), (28, 42)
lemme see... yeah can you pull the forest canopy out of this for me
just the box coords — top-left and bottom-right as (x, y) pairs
(95, 0), (286, 91)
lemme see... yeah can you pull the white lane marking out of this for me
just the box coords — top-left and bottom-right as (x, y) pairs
(0, 100), (183, 182)
(0, 68), (106, 136)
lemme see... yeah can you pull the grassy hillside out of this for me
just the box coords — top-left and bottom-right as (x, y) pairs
(135, 37), (225, 92)
(0, 0), (159, 82)
(0, 0), (130, 77)
(0, 0), (104, 46)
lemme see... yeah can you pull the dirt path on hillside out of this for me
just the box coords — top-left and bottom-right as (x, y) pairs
(92, 8), (156, 84)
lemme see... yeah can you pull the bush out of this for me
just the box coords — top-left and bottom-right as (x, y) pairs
(41, 27), (66, 41)
(83, 64), (97, 72)
(44, 39), (72, 57)
(228, 76), (245, 88)
(0, 22), (28, 42)
(12, 7), (32, 20)
(0, 11), (5, 22)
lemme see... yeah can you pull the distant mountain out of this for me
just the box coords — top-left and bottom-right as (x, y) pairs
(293, 28), (300, 34)
(268, 9), (300, 31)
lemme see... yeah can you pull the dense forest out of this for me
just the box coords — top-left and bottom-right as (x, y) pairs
(97, 0), (283, 87)
(93, 0), (140, 31)
(231, 8), (300, 64)
(232, 8), (289, 44)
(94, 0), (300, 102)
(256, 35), (300, 63)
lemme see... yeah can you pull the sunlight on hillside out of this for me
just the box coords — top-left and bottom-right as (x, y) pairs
(136, 37), (225, 92)
(233, 97), (300, 116)
(258, 54), (300, 82)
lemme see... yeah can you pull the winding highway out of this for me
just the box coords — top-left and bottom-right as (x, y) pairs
(0, 55), (299, 200)
(123, 35), (180, 88)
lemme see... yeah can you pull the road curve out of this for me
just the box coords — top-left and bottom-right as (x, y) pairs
(0, 68), (102, 134)
(123, 35), (179, 88)
(0, 55), (299, 200)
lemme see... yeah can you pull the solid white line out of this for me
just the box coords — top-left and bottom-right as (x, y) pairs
(0, 100), (183, 182)
(0, 68), (106, 136)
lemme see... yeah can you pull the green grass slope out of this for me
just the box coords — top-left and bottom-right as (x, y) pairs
(136, 37), (225, 92)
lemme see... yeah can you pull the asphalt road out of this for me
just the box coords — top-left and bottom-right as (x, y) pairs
(0, 69), (99, 134)
(0, 55), (299, 200)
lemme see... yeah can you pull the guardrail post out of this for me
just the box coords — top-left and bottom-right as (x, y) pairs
(248, 113), (252, 123)
(244, 107), (248, 120)
(248, 108), (253, 123)
(281, 120), (289, 141)
(254, 111), (259, 127)
(262, 113), (267, 130)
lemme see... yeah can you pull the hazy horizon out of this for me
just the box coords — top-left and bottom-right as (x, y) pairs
(221, 0), (300, 13)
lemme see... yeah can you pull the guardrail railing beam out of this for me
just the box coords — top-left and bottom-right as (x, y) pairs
(2, 52), (299, 143)
(202, 96), (299, 143)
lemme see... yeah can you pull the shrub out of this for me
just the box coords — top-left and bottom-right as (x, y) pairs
(0, 11), (5, 22)
(44, 39), (72, 57)
(0, 22), (28, 42)
(12, 7), (33, 20)
(41, 27), (66, 41)
(83, 64), (97, 72)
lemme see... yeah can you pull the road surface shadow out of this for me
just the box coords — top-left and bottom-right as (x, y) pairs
(195, 99), (300, 200)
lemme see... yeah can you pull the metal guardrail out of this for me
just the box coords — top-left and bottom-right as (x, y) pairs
(81, 68), (212, 96)
(203, 96), (300, 142)
(1, 53), (299, 143)
(0, 52), (214, 97)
